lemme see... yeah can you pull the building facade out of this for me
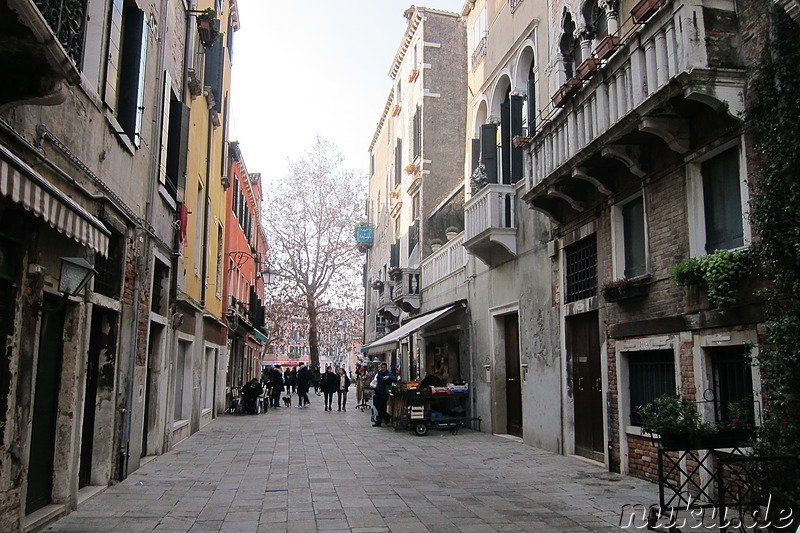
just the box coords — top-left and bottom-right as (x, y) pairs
(0, 0), (243, 530)
(362, 6), (469, 384)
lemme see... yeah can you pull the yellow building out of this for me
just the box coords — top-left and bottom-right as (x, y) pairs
(172, 0), (240, 445)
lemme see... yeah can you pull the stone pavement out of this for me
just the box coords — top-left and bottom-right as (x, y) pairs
(44, 392), (689, 533)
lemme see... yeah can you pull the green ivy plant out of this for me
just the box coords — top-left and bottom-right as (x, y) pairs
(670, 249), (751, 308)
(744, 2), (800, 518)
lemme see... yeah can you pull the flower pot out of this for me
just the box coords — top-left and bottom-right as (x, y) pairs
(602, 283), (649, 302)
(576, 58), (600, 81)
(631, 0), (666, 23)
(446, 232), (458, 241)
(593, 35), (620, 61)
(431, 243), (442, 251)
(513, 136), (533, 148)
(551, 77), (582, 108)
(197, 18), (219, 48)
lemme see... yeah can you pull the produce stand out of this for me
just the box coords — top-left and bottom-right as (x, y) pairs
(394, 386), (480, 436)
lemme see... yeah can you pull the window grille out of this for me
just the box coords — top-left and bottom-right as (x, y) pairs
(94, 232), (123, 298)
(628, 350), (676, 425)
(565, 235), (597, 303)
(710, 346), (754, 424)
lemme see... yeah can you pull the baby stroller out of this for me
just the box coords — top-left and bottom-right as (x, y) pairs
(241, 379), (265, 414)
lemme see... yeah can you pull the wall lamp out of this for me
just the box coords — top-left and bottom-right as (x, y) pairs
(37, 257), (97, 313)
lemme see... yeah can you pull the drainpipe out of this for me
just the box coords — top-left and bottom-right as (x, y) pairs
(120, 235), (142, 479)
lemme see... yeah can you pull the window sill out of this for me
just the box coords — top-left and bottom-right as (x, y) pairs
(172, 419), (189, 430)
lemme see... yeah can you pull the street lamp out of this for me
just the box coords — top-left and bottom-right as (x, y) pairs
(58, 257), (97, 297)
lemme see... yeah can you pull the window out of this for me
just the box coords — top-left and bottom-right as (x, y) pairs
(412, 107), (421, 160)
(394, 138), (403, 187)
(559, 11), (580, 82)
(471, 7), (487, 68)
(195, 184), (204, 275)
(174, 340), (192, 421)
(376, 314), (387, 335)
(708, 345), (755, 425)
(161, 73), (190, 200)
(412, 192), (420, 220)
(628, 350), (676, 425)
(203, 347), (215, 410)
(613, 194), (647, 279)
(106, 1), (148, 147)
(702, 147), (744, 253)
(565, 234), (597, 303)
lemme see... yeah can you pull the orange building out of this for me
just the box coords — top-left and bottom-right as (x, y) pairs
(223, 142), (268, 401)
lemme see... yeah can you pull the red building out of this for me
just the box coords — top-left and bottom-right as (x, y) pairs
(223, 142), (268, 398)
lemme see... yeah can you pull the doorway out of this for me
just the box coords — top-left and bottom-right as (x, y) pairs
(26, 297), (65, 514)
(567, 311), (604, 462)
(504, 314), (522, 437)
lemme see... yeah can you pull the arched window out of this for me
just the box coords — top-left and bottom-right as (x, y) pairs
(560, 11), (581, 80)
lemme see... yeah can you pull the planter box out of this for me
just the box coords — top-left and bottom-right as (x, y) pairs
(657, 428), (756, 451)
(408, 69), (419, 83)
(593, 35), (620, 61)
(197, 18), (218, 48)
(576, 58), (600, 81)
(551, 77), (582, 108)
(602, 280), (650, 302)
(631, 0), (666, 23)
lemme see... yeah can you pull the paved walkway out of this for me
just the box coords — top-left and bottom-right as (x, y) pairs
(44, 392), (681, 533)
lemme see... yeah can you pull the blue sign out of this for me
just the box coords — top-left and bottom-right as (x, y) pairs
(356, 224), (374, 243)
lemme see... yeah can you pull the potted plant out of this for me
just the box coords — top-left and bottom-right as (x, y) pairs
(600, 275), (651, 302)
(388, 266), (403, 280)
(430, 238), (443, 251)
(576, 57), (600, 81)
(196, 8), (220, 48)
(445, 227), (460, 241)
(636, 393), (718, 450)
(513, 135), (533, 148)
(670, 249), (751, 308)
(593, 35), (621, 61)
(371, 279), (384, 291)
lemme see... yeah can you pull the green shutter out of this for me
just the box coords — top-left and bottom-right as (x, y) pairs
(480, 123), (498, 184)
(500, 100), (511, 184)
(622, 196), (647, 278)
(510, 95), (524, 183)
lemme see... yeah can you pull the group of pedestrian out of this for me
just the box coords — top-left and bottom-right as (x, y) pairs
(257, 363), (352, 411)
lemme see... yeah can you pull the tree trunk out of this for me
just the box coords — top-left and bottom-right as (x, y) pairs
(307, 297), (320, 369)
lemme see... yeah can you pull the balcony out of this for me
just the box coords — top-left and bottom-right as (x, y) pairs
(376, 285), (400, 319)
(422, 233), (466, 289)
(391, 268), (421, 313)
(464, 183), (517, 267)
(522, 0), (745, 223)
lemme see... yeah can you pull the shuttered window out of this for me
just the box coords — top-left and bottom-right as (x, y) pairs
(112, 2), (148, 147)
(622, 196), (647, 278)
(394, 138), (402, 188)
(510, 94), (524, 183)
(480, 123), (498, 184)
(412, 107), (421, 160)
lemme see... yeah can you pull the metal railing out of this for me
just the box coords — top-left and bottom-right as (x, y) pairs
(471, 35), (487, 69)
(35, 0), (87, 65)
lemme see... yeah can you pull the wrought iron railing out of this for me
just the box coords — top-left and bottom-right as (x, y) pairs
(510, 0), (524, 12)
(471, 35), (487, 70)
(34, 0), (87, 66)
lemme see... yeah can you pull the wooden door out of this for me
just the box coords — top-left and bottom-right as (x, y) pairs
(567, 311), (604, 462)
(504, 314), (522, 437)
(26, 299), (65, 514)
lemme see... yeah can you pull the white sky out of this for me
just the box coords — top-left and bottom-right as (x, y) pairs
(229, 1), (466, 184)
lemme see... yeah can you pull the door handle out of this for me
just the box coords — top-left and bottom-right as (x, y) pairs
(578, 377), (584, 391)
(595, 378), (601, 392)
(508, 377), (517, 382)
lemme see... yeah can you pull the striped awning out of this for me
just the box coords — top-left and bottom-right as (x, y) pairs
(0, 152), (109, 257)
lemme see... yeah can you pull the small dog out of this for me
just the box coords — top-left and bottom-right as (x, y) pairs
(282, 395), (292, 408)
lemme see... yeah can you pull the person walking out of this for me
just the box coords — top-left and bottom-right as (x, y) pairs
(290, 367), (298, 394)
(311, 365), (322, 395)
(283, 366), (295, 395)
(269, 364), (284, 408)
(295, 362), (311, 407)
(320, 366), (338, 411)
(372, 362), (397, 427)
(336, 367), (351, 411)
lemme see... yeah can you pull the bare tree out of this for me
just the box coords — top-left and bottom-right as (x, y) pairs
(263, 137), (365, 370)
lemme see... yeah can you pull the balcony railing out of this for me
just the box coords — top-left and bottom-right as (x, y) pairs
(471, 35), (487, 70)
(510, 0), (525, 12)
(422, 234), (466, 289)
(464, 183), (517, 267)
(530, 0), (744, 188)
(35, 0), (87, 65)
(392, 268), (421, 312)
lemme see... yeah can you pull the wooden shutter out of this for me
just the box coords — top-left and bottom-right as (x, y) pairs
(480, 123), (498, 184)
(390, 240), (400, 268)
(203, 40), (224, 113)
(412, 108), (421, 159)
(158, 71), (172, 185)
(510, 94), (524, 183)
(500, 100), (511, 184)
(527, 76), (536, 135)
(166, 98), (190, 199)
(132, 15), (148, 148)
(394, 138), (402, 187)
(117, 6), (145, 139)
(104, 0), (124, 109)
(471, 138), (481, 173)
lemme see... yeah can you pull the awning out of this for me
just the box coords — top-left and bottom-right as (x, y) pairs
(0, 149), (110, 257)
(363, 304), (461, 355)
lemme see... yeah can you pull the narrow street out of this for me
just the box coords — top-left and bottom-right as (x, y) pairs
(45, 392), (674, 533)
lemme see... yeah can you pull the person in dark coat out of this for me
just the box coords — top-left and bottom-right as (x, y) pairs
(320, 366), (338, 411)
(269, 365), (284, 407)
(284, 367), (295, 394)
(290, 367), (298, 394)
(241, 378), (264, 414)
(336, 367), (351, 411)
(372, 362), (397, 427)
(311, 365), (322, 394)
(295, 362), (311, 407)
